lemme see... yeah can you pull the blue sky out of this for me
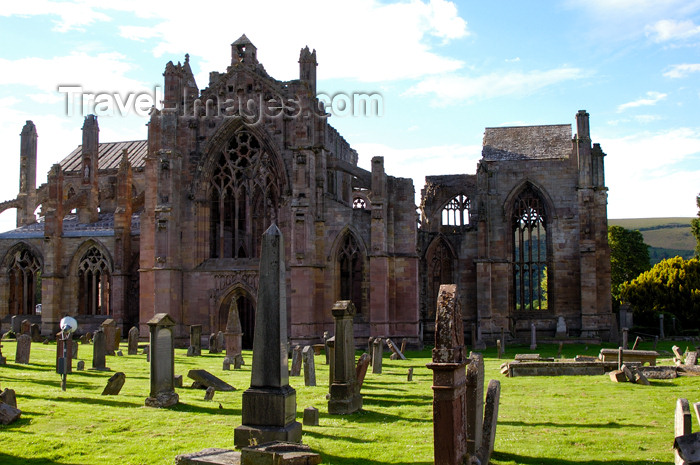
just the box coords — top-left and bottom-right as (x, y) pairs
(1, 0), (699, 232)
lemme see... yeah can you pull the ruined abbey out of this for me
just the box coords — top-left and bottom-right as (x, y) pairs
(0, 36), (613, 346)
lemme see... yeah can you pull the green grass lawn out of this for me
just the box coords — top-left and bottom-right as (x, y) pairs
(0, 338), (697, 465)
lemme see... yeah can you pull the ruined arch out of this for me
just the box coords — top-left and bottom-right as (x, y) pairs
(69, 240), (114, 316)
(330, 227), (368, 314)
(2, 242), (43, 316)
(424, 235), (457, 319)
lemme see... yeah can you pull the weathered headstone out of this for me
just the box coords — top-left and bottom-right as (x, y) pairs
(323, 331), (331, 365)
(216, 331), (224, 354)
(204, 386), (215, 401)
(555, 316), (567, 339)
(223, 359), (231, 370)
(187, 369), (235, 391)
(76, 360), (85, 371)
(496, 340), (502, 359)
(367, 336), (374, 366)
(101, 319), (117, 356)
(328, 300), (362, 414)
(427, 284), (468, 465)
(407, 367), (413, 381)
(632, 336), (641, 350)
(20, 319), (31, 336)
(114, 328), (122, 353)
(386, 338), (406, 360)
(72, 339), (79, 359)
(400, 338), (407, 355)
(303, 406), (319, 426)
(355, 353), (370, 390)
(0, 343), (6, 365)
(372, 338), (383, 374)
(30, 324), (42, 343)
(0, 388), (17, 408)
(466, 353), (484, 455)
(622, 327), (629, 350)
(224, 300), (243, 368)
(290, 345), (302, 376)
(609, 370), (626, 383)
(208, 333), (218, 354)
(557, 342), (564, 359)
(56, 332), (73, 374)
(145, 313), (179, 408)
(10, 315), (20, 334)
(15, 334), (31, 364)
(685, 351), (698, 367)
(127, 326), (139, 355)
(530, 323), (537, 350)
(673, 345), (684, 363)
(477, 379), (501, 465)
(303, 346), (316, 387)
(0, 402), (21, 425)
(234, 224), (301, 447)
(327, 337), (335, 386)
(188, 324), (202, 357)
(676, 398), (692, 438)
(240, 443), (322, 465)
(91, 328), (109, 371)
(102, 372), (126, 395)
(234, 354), (244, 369)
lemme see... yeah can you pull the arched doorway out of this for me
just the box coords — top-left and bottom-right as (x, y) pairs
(218, 291), (256, 350)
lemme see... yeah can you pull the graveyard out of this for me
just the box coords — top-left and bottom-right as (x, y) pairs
(0, 335), (697, 465)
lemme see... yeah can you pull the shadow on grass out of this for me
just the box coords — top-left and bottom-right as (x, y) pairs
(303, 429), (370, 445)
(498, 420), (652, 429)
(171, 401), (240, 415)
(318, 451), (431, 465)
(0, 453), (80, 465)
(20, 393), (142, 409)
(492, 451), (673, 465)
(341, 407), (431, 424)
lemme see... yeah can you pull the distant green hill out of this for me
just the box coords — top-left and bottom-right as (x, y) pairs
(609, 217), (696, 265)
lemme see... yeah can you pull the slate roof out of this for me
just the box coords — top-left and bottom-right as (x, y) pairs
(482, 124), (572, 161)
(0, 213), (141, 239)
(60, 140), (148, 172)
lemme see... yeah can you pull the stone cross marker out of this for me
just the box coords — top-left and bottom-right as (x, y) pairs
(427, 284), (468, 465)
(234, 224), (301, 448)
(302, 345), (316, 387)
(91, 328), (109, 371)
(15, 334), (31, 364)
(188, 324), (202, 356)
(372, 338), (383, 374)
(144, 313), (179, 408)
(101, 319), (117, 356)
(328, 300), (362, 415)
(127, 326), (139, 355)
(290, 345), (302, 376)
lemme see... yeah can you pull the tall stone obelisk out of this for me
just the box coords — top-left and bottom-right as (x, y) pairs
(234, 224), (302, 448)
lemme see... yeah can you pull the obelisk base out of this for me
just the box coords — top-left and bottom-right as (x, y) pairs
(234, 386), (302, 449)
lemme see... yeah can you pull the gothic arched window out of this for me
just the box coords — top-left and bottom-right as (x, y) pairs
(209, 130), (281, 259)
(512, 186), (548, 311)
(427, 238), (454, 319)
(353, 197), (366, 209)
(441, 194), (470, 226)
(78, 246), (111, 315)
(337, 234), (364, 313)
(7, 248), (41, 316)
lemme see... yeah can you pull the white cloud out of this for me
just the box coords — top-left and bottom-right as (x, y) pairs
(617, 91), (667, 112)
(645, 19), (700, 42)
(119, 25), (160, 42)
(0, 1), (111, 32)
(404, 67), (586, 105)
(601, 128), (700, 217)
(664, 63), (700, 78)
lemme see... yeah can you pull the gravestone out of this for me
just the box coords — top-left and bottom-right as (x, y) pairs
(234, 355), (243, 369)
(328, 300), (362, 415)
(466, 353), (484, 455)
(127, 326), (139, 355)
(303, 346), (316, 387)
(91, 328), (109, 371)
(367, 336), (374, 366)
(224, 300), (243, 368)
(555, 316), (567, 339)
(500, 328), (506, 356)
(496, 340), (502, 359)
(0, 402), (21, 425)
(76, 360), (85, 371)
(407, 367), (413, 381)
(223, 359), (231, 370)
(530, 323), (537, 350)
(204, 387), (215, 401)
(632, 336), (641, 350)
(114, 329), (122, 353)
(557, 342), (564, 359)
(0, 388), (17, 408)
(208, 333), (219, 354)
(234, 224), (301, 448)
(673, 345), (684, 362)
(15, 334), (30, 364)
(102, 372), (126, 395)
(241, 443), (322, 465)
(10, 315), (20, 333)
(188, 324), (202, 356)
(659, 314), (665, 339)
(622, 328), (629, 350)
(21, 319), (31, 336)
(327, 337), (335, 387)
(303, 407), (319, 426)
(386, 338), (406, 360)
(685, 351), (698, 367)
(290, 345), (302, 376)
(174, 375), (183, 388)
(55, 332), (73, 374)
(427, 284), (467, 465)
(355, 353), (370, 390)
(145, 313), (179, 408)
(0, 343), (5, 365)
(675, 397), (692, 465)
(217, 331), (224, 354)
(30, 324), (42, 343)
(72, 339), (79, 359)
(187, 369), (235, 391)
(372, 338), (383, 374)
(477, 379), (501, 465)
(323, 331), (330, 365)
(101, 319), (117, 356)
(400, 338), (407, 354)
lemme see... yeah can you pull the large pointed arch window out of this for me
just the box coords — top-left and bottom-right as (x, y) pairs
(78, 246), (111, 315)
(441, 194), (470, 226)
(512, 186), (548, 311)
(7, 247), (41, 315)
(427, 238), (454, 319)
(210, 130), (281, 259)
(337, 234), (364, 313)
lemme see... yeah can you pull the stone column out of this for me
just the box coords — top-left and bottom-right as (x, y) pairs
(426, 284), (468, 465)
(145, 313), (178, 408)
(234, 224), (302, 448)
(328, 300), (362, 414)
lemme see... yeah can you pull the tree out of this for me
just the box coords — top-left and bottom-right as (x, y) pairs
(619, 256), (700, 327)
(692, 193), (700, 258)
(608, 225), (651, 308)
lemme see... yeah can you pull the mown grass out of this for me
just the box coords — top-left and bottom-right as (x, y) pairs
(0, 338), (697, 465)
